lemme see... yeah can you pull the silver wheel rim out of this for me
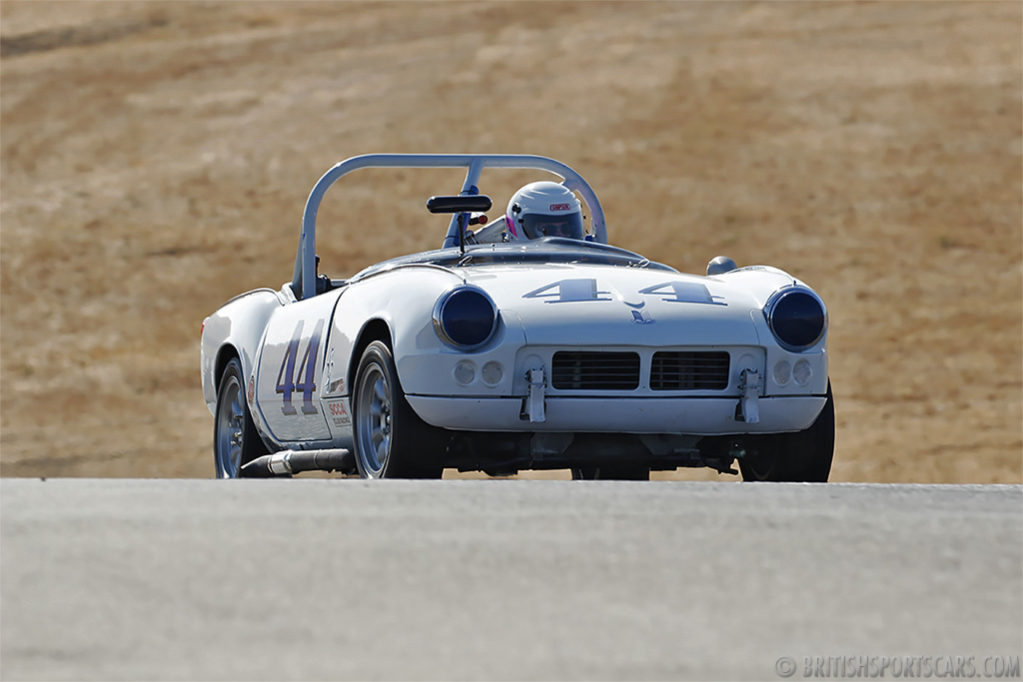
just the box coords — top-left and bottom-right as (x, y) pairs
(355, 362), (392, 477)
(215, 375), (245, 478)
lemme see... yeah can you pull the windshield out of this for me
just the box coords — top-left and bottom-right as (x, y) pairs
(350, 237), (676, 282)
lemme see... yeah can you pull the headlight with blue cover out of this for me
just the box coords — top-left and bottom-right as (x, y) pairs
(433, 286), (499, 350)
(764, 287), (827, 352)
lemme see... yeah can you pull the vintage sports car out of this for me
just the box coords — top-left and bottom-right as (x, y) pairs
(201, 154), (833, 481)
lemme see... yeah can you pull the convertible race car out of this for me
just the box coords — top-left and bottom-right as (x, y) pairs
(201, 154), (833, 481)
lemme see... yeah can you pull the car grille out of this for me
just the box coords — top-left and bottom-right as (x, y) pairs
(551, 351), (640, 390)
(650, 351), (730, 390)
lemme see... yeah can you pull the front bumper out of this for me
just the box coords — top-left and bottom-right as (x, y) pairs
(406, 395), (827, 435)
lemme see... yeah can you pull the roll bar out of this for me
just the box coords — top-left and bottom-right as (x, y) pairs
(292, 154), (607, 300)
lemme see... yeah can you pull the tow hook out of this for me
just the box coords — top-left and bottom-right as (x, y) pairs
(525, 368), (547, 423)
(737, 368), (761, 424)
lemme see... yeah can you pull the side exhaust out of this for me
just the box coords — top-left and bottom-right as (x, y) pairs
(241, 449), (354, 478)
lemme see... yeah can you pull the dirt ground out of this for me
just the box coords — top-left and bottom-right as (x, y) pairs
(1, 1), (1020, 482)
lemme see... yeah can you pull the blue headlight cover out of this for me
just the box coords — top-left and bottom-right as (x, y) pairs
(766, 288), (826, 351)
(435, 287), (498, 348)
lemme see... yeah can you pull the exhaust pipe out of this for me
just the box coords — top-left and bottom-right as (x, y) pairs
(241, 449), (354, 478)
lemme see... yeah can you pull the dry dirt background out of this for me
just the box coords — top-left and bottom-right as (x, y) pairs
(1, 1), (1020, 482)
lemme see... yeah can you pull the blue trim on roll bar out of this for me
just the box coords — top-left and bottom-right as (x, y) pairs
(293, 154), (607, 300)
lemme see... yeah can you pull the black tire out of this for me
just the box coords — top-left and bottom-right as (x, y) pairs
(740, 382), (835, 482)
(214, 357), (268, 478)
(571, 465), (650, 480)
(351, 341), (443, 479)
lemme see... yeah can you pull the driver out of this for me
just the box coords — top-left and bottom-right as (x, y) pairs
(504, 181), (585, 240)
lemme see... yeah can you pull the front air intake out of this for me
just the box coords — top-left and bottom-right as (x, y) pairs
(551, 352), (640, 390)
(650, 352), (730, 390)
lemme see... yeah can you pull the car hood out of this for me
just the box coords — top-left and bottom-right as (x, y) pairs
(460, 263), (787, 347)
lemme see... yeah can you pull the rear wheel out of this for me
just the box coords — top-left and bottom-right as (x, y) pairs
(740, 382), (835, 482)
(214, 357), (267, 478)
(352, 341), (443, 479)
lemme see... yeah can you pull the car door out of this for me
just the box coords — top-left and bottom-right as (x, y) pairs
(254, 295), (337, 443)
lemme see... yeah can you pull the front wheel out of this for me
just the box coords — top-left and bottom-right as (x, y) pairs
(740, 382), (835, 482)
(214, 357), (267, 478)
(352, 341), (442, 479)
(571, 465), (650, 480)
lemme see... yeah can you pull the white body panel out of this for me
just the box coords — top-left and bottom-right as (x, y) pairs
(200, 288), (283, 411)
(389, 263), (827, 401)
(253, 294), (337, 442)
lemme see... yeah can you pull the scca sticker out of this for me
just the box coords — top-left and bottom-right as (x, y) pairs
(326, 400), (351, 427)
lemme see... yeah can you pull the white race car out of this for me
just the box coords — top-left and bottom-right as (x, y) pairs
(201, 154), (833, 481)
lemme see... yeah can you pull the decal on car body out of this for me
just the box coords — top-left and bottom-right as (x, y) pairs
(275, 320), (325, 415)
(638, 281), (726, 306)
(631, 310), (655, 324)
(326, 400), (351, 427)
(523, 278), (611, 303)
(524, 279), (726, 307)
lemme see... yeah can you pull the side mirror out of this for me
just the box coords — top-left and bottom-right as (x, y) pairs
(427, 195), (493, 214)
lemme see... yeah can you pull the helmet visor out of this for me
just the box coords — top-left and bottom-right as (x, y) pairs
(521, 212), (584, 240)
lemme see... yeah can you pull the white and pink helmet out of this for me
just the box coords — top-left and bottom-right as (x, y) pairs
(504, 181), (584, 240)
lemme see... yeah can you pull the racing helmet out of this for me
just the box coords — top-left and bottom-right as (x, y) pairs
(505, 181), (585, 240)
